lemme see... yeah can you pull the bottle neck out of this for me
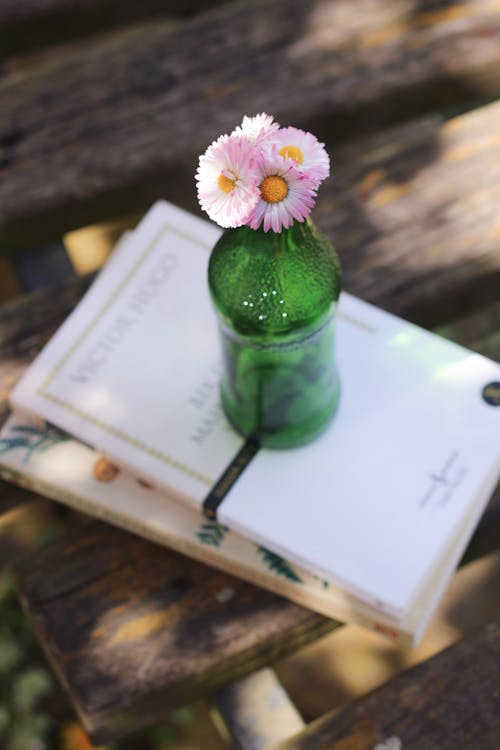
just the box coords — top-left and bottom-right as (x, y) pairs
(208, 218), (341, 339)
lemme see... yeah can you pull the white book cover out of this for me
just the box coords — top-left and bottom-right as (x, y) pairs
(10, 201), (500, 618)
(0, 412), (497, 647)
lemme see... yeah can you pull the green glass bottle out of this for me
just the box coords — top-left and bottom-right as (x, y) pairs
(208, 219), (342, 449)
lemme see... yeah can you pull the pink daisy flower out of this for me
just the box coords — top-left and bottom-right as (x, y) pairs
(196, 134), (260, 228)
(232, 113), (280, 144)
(271, 126), (330, 187)
(246, 150), (317, 233)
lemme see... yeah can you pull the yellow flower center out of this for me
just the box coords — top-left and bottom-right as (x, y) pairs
(260, 175), (288, 204)
(217, 172), (236, 194)
(279, 145), (304, 164)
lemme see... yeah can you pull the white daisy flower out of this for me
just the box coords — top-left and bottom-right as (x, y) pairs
(271, 126), (330, 186)
(232, 113), (280, 143)
(196, 134), (260, 228)
(247, 150), (317, 233)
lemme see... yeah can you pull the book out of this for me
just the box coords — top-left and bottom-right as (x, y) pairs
(1, 412), (497, 647)
(9, 201), (500, 619)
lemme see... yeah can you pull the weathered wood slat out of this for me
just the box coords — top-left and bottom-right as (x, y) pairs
(14, 524), (335, 743)
(0, 0), (226, 58)
(0, 0), (224, 25)
(277, 621), (500, 750)
(1, 0), (500, 267)
(0, 492), (87, 567)
(0, 257), (22, 303)
(0, 479), (43, 514)
(437, 299), (500, 363)
(0, 275), (92, 424)
(2, 100), (500, 325)
(321, 103), (500, 325)
(12, 484), (500, 746)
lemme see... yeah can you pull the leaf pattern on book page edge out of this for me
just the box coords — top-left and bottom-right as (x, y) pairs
(0, 423), (69, 464)
(257, 546), (302, 584)
(197, 521), (229, 547)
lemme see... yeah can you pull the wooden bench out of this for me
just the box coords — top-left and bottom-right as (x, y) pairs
(1, 0), (500, 747)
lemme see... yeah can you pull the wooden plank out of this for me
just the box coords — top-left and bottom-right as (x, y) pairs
(0, 275), (91, 424)
(0, 258), (21, 304)
(0, 0), (227, 57)
(0, 493), (82, 567)
(0, 478), (40, 516)
(277, 621), (500, 750)
(1, 106), (500, 327)
(0, 0), (217, 23)
(437, 299), (500, 363)
(1, 0), (500, 264)
(14, 524), (335, 743)
(319, 103), (500, 325)
(12, 480), (499, 746)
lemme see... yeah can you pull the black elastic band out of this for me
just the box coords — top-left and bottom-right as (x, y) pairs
(203, 436), (260, 520)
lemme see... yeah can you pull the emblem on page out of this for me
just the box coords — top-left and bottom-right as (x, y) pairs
(482, 381), (500, 406)
(419, 450), (468, 509)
